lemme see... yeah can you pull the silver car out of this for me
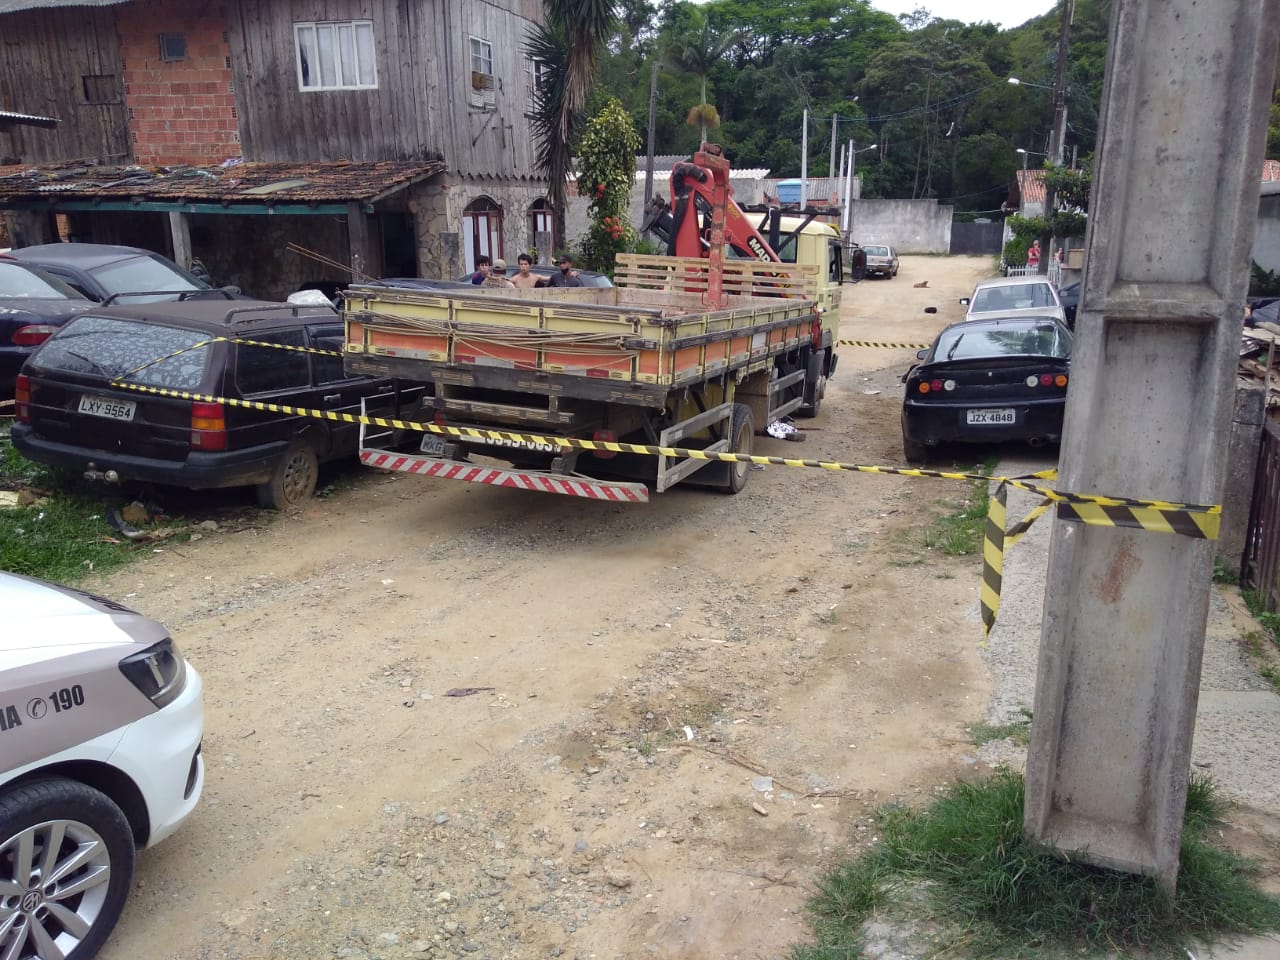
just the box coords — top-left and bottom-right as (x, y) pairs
(862, 243), (899, 278)
(1, 573), (204, 960)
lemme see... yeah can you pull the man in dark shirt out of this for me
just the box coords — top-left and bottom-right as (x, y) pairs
(547, 254), (584, 287)
(470, 255), (491, 285)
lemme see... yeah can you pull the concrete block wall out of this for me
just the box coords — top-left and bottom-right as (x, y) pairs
(848, 199), (953, 254)
(117, 0), (240, 166)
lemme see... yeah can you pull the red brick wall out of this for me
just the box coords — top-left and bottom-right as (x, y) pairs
(116, 1), (239, 166)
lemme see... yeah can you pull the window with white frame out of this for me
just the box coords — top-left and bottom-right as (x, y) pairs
(295, 20), (377, 91)
(525, 57), (549, 115)
(469, 36), (496, 109)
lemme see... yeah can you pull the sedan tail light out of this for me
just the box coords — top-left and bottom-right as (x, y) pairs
(190, 401), (227, 451)
(12, 323), (57, 346)
(15, 373), (31, 423)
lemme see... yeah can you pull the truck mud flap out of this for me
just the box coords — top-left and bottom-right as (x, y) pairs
(359, 449), (650, 503)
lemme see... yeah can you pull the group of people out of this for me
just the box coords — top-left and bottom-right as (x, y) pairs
(469, 253), (583, 289)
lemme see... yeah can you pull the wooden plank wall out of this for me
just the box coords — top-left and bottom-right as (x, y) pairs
(0, 7), (130, 163)
(225, 0), (541, 178)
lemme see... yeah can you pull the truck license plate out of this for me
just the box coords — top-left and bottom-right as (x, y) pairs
(966, 408), (1015, 425)
(78, 395), (136, 422)
(419, 435), (446, 455)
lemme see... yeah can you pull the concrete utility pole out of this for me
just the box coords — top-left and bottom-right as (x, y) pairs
(1024, 0), (1280, 892)
(829, 113), (839, 181)
(799, 109), (808, 207)
(643, 61), (659, 213)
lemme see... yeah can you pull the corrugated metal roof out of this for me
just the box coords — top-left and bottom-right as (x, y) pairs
(0, 158), (446, 205)
(0, 0), (128, 12)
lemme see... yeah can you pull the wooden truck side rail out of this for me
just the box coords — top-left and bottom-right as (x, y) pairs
(342, 280), (819, 404)
(613, 253), (823, 301)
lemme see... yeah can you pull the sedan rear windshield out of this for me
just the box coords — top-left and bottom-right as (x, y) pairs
(0, 261), (84, 300)
(32, 315), (212, 389)
(91, 255), (208, 301)
(970, 282), (1057, 312)
(863, 245), (890, 257)
(935, 323), (1071, 361)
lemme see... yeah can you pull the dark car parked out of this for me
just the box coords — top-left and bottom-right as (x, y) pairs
(0, 259), (94, 397)
(11, 300), (421, 508)
(1057, 280), (1080, 327)
(900, 316), (1072, 463)
(7, 243), (231, 304)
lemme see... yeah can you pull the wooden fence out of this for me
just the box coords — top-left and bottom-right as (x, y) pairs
(1243, 417), (1280, 608)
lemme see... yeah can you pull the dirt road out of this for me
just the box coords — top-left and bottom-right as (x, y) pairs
(93, 256), (999, 960)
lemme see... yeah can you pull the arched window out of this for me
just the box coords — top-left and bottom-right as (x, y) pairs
(528, 198), (554, 248)
(462, 197), (503, 272)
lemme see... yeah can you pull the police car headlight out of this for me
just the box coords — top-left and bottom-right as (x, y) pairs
(119, 637), (187, 709)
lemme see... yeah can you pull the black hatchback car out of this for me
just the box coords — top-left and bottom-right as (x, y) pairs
(11, 300), (420, 508)
(901, 316), (1072, 463)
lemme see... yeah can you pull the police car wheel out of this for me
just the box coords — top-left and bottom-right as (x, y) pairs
(0, 778), (135, 960)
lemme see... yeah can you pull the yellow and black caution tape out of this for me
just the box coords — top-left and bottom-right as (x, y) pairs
(837, 339), (932, 350)
(106, 379), (1221, 637)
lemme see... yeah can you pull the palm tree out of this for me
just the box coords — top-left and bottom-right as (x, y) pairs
(526, 0), (617, 250)
(667, 8), (742, 142)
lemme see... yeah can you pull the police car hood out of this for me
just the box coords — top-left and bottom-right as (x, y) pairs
(0, 572), (169, 669)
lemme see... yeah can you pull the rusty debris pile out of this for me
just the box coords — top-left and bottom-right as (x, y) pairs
(1240, 298), (1280, 408)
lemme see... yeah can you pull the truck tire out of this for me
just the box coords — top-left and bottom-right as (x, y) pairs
(798, 351), (825, 419)
(721, 403), (754, 494)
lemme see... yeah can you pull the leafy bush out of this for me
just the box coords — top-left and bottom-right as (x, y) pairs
(576, 97), (642, 272)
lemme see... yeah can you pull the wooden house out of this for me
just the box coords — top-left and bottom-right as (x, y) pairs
(0, 0), (552, 296)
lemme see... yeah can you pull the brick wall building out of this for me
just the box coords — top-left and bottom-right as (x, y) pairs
(116, 0), (239, 166)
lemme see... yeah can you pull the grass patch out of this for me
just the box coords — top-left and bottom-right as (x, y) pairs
(970, 708), (1033, 747)
(920, 459), (997, 558)
(1, 427), (145, 582)
(793, 769), (1280, 959)
(1237, 591), (1280, 694)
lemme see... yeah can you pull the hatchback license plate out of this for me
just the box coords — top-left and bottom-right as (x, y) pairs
(967, 408), (1015, 425)
(420, 435), (446, 455)
(78, 395), (136, 422)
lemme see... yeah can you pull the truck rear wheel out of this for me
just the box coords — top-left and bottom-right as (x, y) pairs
(721, 403), (754, 494)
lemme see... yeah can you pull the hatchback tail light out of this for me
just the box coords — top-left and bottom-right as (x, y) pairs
(191, 401), (227, 451)
(14, 373), (31, 423)
(12, 323), (57, 346)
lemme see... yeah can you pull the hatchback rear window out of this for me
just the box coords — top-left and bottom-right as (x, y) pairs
(33, 315), (212, 389)
(971, 282), (1057, 312)
(936, 322), (1071, 361)
(864, 245), (889, 257)
(0, 261), (85, 300)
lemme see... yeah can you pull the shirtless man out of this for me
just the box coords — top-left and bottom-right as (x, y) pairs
(511, 253), (542, 289)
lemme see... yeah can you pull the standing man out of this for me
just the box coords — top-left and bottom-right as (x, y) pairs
(482, 258), (516, 288)
(511, 253), (542, 289)
(548, 253), (584, 287)
(470, 255), (492, 285)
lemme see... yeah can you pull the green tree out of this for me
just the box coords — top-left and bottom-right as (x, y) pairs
(664, 4), (743, 141)
(576, 98), (642, 271)
(526, 0), (619, 249)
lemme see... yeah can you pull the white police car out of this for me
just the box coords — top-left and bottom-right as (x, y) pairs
(0, 572), (204, 959)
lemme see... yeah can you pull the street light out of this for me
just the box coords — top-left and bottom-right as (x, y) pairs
(1016, 146), (1046, 170)
(1007, 76), (1054, 90)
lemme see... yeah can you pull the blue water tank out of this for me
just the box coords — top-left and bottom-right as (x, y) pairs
(776, 179), (803, 205)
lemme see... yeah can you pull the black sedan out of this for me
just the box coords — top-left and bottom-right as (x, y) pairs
(901, 316), (1072, 463)
(0, 259), (94, 397)
(7, 243), (222, 304)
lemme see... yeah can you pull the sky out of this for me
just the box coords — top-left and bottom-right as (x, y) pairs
(869, 0), (1059, 30)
